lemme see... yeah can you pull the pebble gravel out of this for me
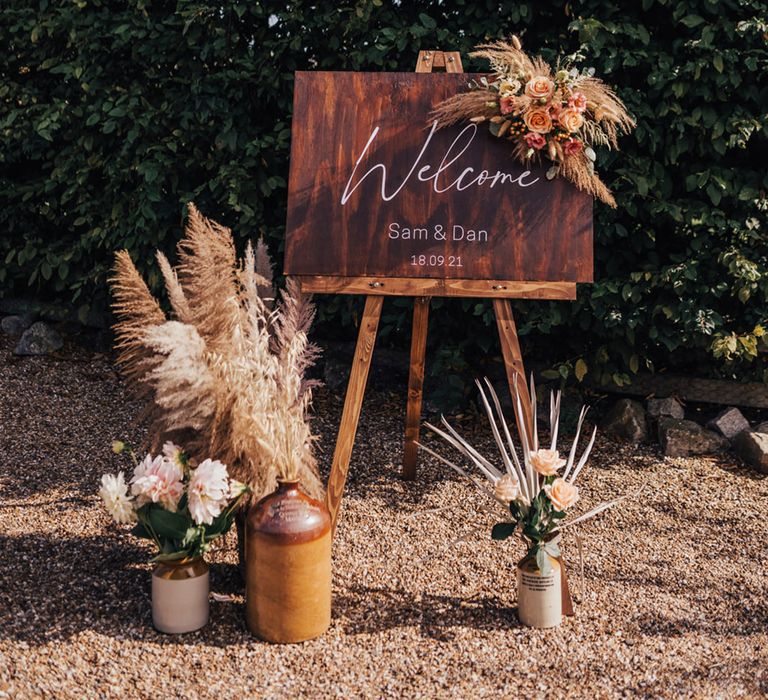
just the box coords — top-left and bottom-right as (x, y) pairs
(0, 334), (766, 699)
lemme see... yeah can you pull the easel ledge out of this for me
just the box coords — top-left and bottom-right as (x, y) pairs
(298, 276), (576, 300)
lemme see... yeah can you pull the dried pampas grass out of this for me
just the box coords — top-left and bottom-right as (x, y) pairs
(110, 203), (323, 502)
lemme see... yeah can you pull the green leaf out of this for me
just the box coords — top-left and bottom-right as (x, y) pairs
(148, 507), (190, 541)
(491, 522), (517, 540)
(713, 55), (724, 73)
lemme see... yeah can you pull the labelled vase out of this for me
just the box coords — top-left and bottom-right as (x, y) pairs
(516, 554), (562, 629)
(151, 557), (209, 634)
(246, 479), (331, 643)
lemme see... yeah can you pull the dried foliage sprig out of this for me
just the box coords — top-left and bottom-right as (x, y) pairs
(431, 38), (635, 206)
(110, 203), (323, 502)
(420, 377), (627, 573)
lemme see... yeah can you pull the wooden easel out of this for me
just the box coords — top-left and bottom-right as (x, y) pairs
(299, 51), (577, 532)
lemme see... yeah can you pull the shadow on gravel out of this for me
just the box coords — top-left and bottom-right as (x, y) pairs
(0, 532), (249, 646)
(334, 585), (520, 639)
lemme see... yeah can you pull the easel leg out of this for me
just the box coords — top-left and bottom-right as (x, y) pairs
(403, 297), (430, 480)
(325, 295), (383, 533)
(493, 298), (535, 448)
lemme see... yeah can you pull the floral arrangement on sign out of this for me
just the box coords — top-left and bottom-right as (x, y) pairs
(110, 204), (323, 502)
(419, 377), (625, 575)
(431, 37), (635, 206)
(99, 441), (248, 561)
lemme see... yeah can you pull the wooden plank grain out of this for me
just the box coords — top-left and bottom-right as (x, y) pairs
(325, 296), (383, 532)
(403, 297), (430, 480)
(493, 298), (534, 448)
(284, 72), (593, 284)
(297, 276), (576, 300)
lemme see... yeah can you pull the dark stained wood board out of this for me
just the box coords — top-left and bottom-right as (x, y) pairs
(284, 71), (593, 284)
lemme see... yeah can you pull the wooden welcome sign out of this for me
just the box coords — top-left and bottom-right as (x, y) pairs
(285, 51), (593, 531)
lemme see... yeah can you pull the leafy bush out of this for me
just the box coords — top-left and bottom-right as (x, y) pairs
(2, 0), (767, 398)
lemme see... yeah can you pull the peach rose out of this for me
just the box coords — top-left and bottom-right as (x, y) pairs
(523, 109), (553, 134)
(494, 473), (520, 503)
(545, 478), (580, 512)
(557, 108), (584, 133)
(525, 75), (555, 100)
(529, 449), (566, 476)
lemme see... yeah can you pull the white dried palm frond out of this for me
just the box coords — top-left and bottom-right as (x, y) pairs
(420, 376), (614, 530)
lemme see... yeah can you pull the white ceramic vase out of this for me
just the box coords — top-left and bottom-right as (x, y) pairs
(151, 558), (209, 634)
(516, 554), (562, 629)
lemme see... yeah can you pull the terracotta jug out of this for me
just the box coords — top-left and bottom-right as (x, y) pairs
(245, 479), (331, 643)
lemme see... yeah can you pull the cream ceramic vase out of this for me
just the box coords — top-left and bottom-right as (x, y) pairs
(516, 553), (563, 629)
(151, 557), (209, 634)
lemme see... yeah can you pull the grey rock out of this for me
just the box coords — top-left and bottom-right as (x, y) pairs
(708, 407), (750, 440)
(601, 399), (647, 442)
(1, 314), (35, 336)
(733, 431), (768, 474)
(647, 397), (684, 420)
(658, 418), (728, 457)
(753, 421), (768, 435)
(13, 322), (64, 356)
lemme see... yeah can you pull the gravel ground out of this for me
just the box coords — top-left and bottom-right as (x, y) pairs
(1, 333), (767, 699)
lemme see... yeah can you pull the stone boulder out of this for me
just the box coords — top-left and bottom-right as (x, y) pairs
(601, 399), (647, 443)
(708, 407), (750, 440)
(733, 431), (768, 474)
(13, 322), (63, 356)
(1, 314), (35, 336)
(646, 396), (684, 420)
(658, 418), (728, 457)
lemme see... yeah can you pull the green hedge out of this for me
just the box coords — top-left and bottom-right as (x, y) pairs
(2, 1), (767, 398)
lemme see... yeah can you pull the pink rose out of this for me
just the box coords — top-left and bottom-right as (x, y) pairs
(525, 75), (555, 100)
(545, 478), (580, 512)
(563, 138), (583, 156)
(568, 91), (587, 112)
(500, 96), (516, 115)
(523, 109), (553, 134)
(524, 132), (547, 150)
(529, 449), (566, 476)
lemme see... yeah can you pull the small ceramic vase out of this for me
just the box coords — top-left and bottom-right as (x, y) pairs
(516, 553), (562, 629)
(151, 557), (209, 634)
(246, 479), (331, 643)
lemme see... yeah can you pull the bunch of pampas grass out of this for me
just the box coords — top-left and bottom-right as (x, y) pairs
(110, 203), (323, 502)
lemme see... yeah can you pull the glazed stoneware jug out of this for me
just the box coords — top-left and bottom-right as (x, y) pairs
(246, 479), (331, 643)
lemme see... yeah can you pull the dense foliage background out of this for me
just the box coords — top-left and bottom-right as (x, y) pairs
(2, 0), (767, 401)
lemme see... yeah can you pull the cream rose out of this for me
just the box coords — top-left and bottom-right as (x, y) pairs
(529, 449), (566, 476)
(523, 109), (553, 134)
(525, 75), (555, 100)
(494, 473), (520, 503)
(545, 478), (579, 512)
(557, 108), (584, 133)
